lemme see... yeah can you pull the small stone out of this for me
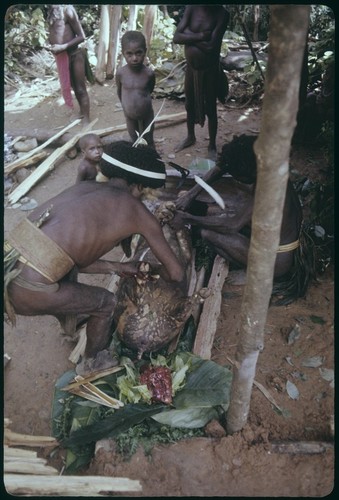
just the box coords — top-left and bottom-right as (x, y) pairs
(204, 419), (226, 438)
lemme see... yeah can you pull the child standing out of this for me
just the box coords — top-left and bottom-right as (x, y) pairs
(116, 31), (156, 148)
(76, 133), (105, 182)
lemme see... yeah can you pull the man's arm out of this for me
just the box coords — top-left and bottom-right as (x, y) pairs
(193, 9), (229, 54)
(173, 6), (210, 45)
(139, 209), (185, 283)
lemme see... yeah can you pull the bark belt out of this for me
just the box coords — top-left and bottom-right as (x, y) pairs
(277, 239), (300, 253)
(7, 218), (74, 282)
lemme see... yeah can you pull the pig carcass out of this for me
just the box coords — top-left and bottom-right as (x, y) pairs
(113, 202), (208, 358)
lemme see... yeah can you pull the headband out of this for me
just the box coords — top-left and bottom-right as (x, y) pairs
(101, 152), (166, 180)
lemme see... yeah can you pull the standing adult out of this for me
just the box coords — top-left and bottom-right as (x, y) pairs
(173, 5), (230, 160)
(47, 4), (91, 124)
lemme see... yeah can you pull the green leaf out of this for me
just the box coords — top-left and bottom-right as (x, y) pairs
(173, 357), (232, 409)
(309, 315), (326, 324)
(152, 406), (219, 428)
(62, 403), (166, 447)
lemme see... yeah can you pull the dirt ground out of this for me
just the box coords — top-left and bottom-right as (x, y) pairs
(4, 78), (334, 497)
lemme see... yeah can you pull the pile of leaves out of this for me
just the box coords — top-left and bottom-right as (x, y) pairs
(52, 352), (232, 472)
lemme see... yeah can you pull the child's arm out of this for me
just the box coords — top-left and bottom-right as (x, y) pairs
(115, 70), (122, 101)
(148, 69), (156, 94)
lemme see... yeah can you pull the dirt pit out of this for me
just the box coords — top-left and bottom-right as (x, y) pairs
(4, 79), (334, 496)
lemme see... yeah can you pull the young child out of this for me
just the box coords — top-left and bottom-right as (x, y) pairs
(116, 31), (156, 148)
(76, 133), (106, 183)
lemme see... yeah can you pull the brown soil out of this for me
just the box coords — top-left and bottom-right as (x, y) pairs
(4, 80), (334, 497)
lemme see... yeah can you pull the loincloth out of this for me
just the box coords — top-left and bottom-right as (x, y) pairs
(272, 225), (316, 305)
(69, 48), (95, 85)
(191, 64), (228, 127)
(54, 51), (73, 108)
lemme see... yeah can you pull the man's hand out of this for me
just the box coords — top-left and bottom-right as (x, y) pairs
(50, 43), (67, 54)
(118, 261), (160, 284)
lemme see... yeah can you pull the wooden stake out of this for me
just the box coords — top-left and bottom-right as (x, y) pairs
(193, 256), (229, 359)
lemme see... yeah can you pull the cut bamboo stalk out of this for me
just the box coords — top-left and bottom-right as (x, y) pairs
(4, 446), (38, 458)
(4, 474), (143, 495)
(8, 119), (98, 205)
(193, 256), (229, 359)
(5, 119), (81, 174)
(4, 429), (58, 448)
(62, 365), (124, 390)
(4, 461), (59, 475)
(68, 326), (87, 364)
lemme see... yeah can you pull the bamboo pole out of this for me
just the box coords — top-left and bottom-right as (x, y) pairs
(5, 119), (81, 174)
(8, 119), (98, 205)
(4, 474), (142, 495)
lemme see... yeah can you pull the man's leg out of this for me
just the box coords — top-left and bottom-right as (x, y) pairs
(175, 66), (196, 152)
(205, 69), (219, 160)
(9, 279), (116, 360)
(71, 51), (90, 124)
(201, 229), (250, 266)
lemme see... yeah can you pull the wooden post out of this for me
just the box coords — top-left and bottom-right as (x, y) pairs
(193, 256), (229, 359)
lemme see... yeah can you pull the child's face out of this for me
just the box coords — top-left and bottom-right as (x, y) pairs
(123, 41), (146, 68)
(83, 139), (103, 162)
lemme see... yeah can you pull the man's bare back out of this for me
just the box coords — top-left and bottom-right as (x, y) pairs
(5, 142), (184, 374)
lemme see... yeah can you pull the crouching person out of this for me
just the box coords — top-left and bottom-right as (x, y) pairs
(4, 141), (184, 375)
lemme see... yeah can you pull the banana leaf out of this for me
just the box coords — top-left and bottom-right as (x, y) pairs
(62, 403), (166, 448)
(152, 406), (219, 428)
(151, 356), (232, 428)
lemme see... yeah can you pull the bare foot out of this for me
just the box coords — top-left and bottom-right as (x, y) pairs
(174, 136), (196, 153)
(76, 349), (119, 376)
(208, 146), (217, 161)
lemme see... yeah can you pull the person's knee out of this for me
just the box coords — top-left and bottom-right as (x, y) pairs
(97, 291), (116, 315)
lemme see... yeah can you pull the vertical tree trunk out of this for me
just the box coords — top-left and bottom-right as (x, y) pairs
(143, 5), (157, 55)
(253, 5), (260, 41)
(95, 5), (110, 84)
(226, 5), (310, 434)
(106, 4), (122, 80)
(127, 5), (139, 30)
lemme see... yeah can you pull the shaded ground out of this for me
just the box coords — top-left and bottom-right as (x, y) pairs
(4, 78), (334, 496)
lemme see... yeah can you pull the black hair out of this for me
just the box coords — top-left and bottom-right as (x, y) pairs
(100, 140), (166, 189)
(218, 135), (257, 184)
(78, 133), (101, 150)
(121, 30), (146, 51)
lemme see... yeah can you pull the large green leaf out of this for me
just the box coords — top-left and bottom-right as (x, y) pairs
(173, 357), (232, 409)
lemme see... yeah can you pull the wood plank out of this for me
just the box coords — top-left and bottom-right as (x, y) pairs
(193, 256), (229, 359)
(8, 119), (98, 204)
(5, 150), (49, 175)
(5, 119), (81, 174)
(4, 474), (142, 495)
